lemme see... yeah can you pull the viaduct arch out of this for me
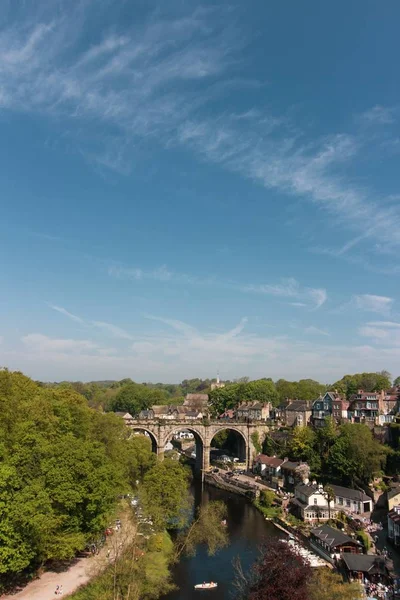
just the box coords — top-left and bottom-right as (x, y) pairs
(130, 420), (269, 476)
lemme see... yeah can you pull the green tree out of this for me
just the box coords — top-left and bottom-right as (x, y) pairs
(251, 431), (262, 454)
(308, 568), (362, 600)
(275, 379), (325, 403)
(139, 460), (192, 530)
(331, 371), (392, 399)
(324, 485), (335, 521)
(316, 416), (338, 461)
(0, 369), (155, 587)
(240, 379), (279, 406)
(259, 490), (275, 508)
(109, 382), (169, 416)
(287, 426), (320, 473)
(175, 501), (228, 558)
(328, 423), (389, 484)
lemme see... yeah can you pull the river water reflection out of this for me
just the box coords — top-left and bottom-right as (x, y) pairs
(162, 482), (281, 600)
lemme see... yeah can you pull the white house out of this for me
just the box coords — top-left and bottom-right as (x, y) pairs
(388, 506), (400, 546)
(292, 482), (336, 522)
(330, 484), (373, 514)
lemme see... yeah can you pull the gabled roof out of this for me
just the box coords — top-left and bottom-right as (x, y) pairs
(254, 454), (285, 467)
(324, 391), (342, 401)
(285, 400), (310, 411)
(185, 410), (202, 417)
(219, 409), (235, 418)
(152, 405), (171, 415)
(341, 554), (389, 574)
(114, 411), (133, 418)
(330, 484), (371, 503)
(281, 460), (302, 471)
(185, 393), (209, 401)
(237, 401), (268, 410)
(387, 487), (400, 500)
(311, 525), (357, 549)
(296, 483), (321, 497)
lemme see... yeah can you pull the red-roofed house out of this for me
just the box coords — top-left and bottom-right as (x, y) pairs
(253, 454), (286, 487)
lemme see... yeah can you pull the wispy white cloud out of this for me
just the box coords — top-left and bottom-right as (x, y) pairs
(47, 303), (134, 340)
(22, 333), (101, 354)
(47, 303), (84, 323)
(92, 321), (134, 340)
(2, 3), (400, 265)
(304, 326), (330, 336)
(108, 264), (207, 285)
(367, 321), (400, 328)
(358, 105), (397, 126)
(353, 294), (394, 315)
(109, 266), (327, 309)
(3, 314), (400, 382)
(144, 315), (199, 338)
(359, 322), (400, 346)
(241, 278), (327, 309)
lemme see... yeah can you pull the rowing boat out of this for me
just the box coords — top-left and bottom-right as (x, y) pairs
(194, 582), (218, 590)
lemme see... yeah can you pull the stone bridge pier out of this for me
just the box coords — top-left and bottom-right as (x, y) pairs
(130, 420), (269, 478)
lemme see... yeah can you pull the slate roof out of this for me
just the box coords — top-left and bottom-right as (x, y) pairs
(341, 554), (389, 574)
(311, 525), (357, 549)
(115, 412), (133, 418)
(281, 460), (302, 471)
(330, 484), (371, 503)
(296, 483), (321, 497)
(387, 487), (400, 501)
(237, 401), (267, 410)
(285, 400), (310, 411)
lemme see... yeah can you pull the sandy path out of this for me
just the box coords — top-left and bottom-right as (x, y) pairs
(1, 554), (96, 600)
(1, 516), (136, 600)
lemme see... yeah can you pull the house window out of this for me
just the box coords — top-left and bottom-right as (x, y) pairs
(346, 499), (351, 507)
(314, 498), (317, 504)
(338, 497), (343, 505)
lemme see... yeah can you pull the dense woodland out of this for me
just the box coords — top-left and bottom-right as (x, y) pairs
(41, 370), (396, 418)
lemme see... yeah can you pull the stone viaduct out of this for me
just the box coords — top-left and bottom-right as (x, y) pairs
(129, 420), (269, 476)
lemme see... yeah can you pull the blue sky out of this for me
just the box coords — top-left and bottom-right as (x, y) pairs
(1, 0), (400, 383)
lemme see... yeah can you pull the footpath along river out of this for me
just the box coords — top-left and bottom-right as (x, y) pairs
(162, 481), (282, 600)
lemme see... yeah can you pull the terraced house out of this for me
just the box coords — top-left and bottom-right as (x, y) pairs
(311, 391), (349, 426)
(236, 401), (271, 421)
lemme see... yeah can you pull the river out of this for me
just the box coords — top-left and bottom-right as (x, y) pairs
(162, 482), (282, 600)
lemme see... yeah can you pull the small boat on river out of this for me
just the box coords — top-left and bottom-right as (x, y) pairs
(194, 582), (218, 590)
